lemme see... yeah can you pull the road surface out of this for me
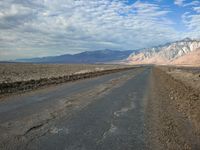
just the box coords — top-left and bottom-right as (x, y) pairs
(0, 67), (152, 150)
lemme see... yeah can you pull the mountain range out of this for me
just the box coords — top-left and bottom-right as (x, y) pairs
(126, 38), (200, 66)
(16, 38), (200, 66)
(17, 50), (133, 64)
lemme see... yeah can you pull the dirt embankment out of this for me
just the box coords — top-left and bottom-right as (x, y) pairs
(146, 67), (200, 150)
(0, 64), (132, 84)
(0, 63), (136, 96)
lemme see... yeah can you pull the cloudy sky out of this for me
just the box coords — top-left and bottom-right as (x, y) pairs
(0, 0), (200, 60)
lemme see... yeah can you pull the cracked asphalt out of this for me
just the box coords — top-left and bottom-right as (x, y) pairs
(0, 67), (151, 150)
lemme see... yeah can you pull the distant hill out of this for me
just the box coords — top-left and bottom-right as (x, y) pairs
(127, 38), (200, 66)
(17, 50), (133, 64)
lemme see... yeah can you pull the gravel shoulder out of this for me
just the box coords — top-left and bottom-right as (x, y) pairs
(146, 66), (200, 150)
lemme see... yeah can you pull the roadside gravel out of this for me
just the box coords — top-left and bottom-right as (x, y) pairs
(146, 67), (200, 150)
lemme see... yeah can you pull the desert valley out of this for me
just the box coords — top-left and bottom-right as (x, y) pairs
(0, 0), (200, 149)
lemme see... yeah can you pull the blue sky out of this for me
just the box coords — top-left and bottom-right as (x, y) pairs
(0, 0), (200, 60)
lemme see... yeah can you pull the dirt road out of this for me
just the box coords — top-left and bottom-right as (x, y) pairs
(0, 67), (199, 150)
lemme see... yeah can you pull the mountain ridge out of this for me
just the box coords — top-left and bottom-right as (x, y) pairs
(127, 38), (200, 65)
(16, 38), (200, 66)
(17, 49), (133, 64)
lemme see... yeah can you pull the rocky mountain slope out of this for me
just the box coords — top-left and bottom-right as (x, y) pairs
(127, 38), (200, 65)
(171, 48), (200, 66)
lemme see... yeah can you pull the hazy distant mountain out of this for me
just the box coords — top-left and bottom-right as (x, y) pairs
(127, 38), (200, 65)
(17, 50), (133, 64)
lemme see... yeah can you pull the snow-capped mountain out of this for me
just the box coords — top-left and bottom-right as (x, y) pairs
(127, 38), (200, 65)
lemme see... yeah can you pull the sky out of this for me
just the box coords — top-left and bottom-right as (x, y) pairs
(0, 0), (200, 60)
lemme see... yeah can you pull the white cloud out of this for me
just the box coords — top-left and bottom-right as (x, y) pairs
(0, 0), (181, 60)
(182, 11), (200, 38)
(183, 1), (200, 7)
(194, 7), (200, 13)
(0, 1), (35, 19)
(174, 0), (186, 6)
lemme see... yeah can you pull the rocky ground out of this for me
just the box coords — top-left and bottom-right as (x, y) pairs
(0, 63), (131, 84)
(164, 66), (200, 90)
(146, 66), (200, 150)
(0, 63), (134, 96)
